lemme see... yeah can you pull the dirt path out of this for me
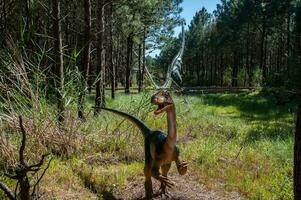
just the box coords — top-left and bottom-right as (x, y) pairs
(107, 165), (241, 200)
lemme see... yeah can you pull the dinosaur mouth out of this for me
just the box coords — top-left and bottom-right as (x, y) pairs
(154, 103), (173, 115)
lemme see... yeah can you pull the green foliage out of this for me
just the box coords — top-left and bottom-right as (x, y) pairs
(155, 37), (182, 78)
(154, 0), (300, 89)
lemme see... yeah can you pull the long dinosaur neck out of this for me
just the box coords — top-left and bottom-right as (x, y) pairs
(166, 106), (177, 147)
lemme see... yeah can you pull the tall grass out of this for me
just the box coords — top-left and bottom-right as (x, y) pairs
(177, 92), (295, 199)
(0, 41), (155, 198)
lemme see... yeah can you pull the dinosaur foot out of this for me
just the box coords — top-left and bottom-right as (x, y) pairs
(159, 186), (172, 199)
(160, 192), (171, 199)
(177, 161), (188, 175)
(158, 175), (175, 188)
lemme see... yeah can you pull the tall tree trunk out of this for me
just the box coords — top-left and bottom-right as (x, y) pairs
(232, 50), (238, 87)
(210, 51), (213, 86)
(78, 0), (91, 120)
(72, 0), (78, 46)
(206, 48), (210, 86)
(1, 1), (7, 43)
(64, 0), (70, 53)
(214, 50), (218, 86)
(246, 22), (251, 86)
(260, 21), (267, 84)
(129, 38), (134, 87)
(141, 28), (146, 90)
(286, 9), (291, 81)
(25, 0), (30, 30)
(1, 0), (9, 45)
(249, 41), (255, 86)
(201, 44), (205, 86)
(125, 34), (133, 94)
(22, 0), (31, 47)
(287, 10), (291, 78)
(220, 53), (224, 87)
(276, 38), (282, 73)
(105, 2), (114, 99)
(87, 64), (93, 94)
(294, 4), (301, 199)
(138, 42), (142, 93)
(52, 0), (64, 123)
(196, 51), (200, 86)
(115, 35), (121, 88)
(264, 34), (268, 80)
(95, 0), (105, 114)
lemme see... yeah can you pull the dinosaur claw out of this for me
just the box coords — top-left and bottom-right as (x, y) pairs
(177, 161), (188, 175)
(160, 189), (171, 198)
(158, 175), (175, 188)
(165, 193), (172, 198)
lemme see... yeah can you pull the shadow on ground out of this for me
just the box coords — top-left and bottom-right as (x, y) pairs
(195, 92), (296, 121)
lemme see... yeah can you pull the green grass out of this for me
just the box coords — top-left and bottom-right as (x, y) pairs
(0, 90), (296, 199)
(98, 90), (296, 199)
(175, 91), (295, 199)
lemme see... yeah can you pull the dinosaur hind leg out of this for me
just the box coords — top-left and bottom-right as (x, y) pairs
(144, 164), (153, 199)
(151, 162), (174, 189)
(160, 163), (171, 195)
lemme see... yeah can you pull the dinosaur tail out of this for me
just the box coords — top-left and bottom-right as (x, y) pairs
(101, 107), (151, 137)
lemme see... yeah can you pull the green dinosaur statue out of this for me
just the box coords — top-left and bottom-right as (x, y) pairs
(101, 90), (187, 199)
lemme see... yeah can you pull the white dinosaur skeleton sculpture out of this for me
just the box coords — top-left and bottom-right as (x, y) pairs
(145, 23), (186, 89)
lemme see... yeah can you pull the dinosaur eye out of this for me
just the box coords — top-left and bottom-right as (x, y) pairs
(157, 96), (165, 103)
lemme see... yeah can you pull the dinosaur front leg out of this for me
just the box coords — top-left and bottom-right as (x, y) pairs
(160, 163), (171, 195)
(144, 164), (153, 199)
(176, 158), (188, 175)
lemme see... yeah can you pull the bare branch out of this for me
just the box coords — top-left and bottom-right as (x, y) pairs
(28, 154), (49, 171)
(31, 157), (53, 197)
(0, 180), (16, 200)
(1, 117), (51, 199)
(18, 116), (26, 166)
(4, 173), (18, 180)
(14, 182), (19, 198)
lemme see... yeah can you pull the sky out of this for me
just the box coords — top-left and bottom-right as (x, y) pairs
(174, 0), (221, 35)
(150, 0), (221, 57)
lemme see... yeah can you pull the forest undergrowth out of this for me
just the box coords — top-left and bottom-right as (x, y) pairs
(0, 85), (297, 199)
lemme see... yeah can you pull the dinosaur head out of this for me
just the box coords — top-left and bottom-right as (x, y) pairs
(151, 90), (174, 115)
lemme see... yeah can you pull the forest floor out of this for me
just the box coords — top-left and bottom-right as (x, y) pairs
(112, 165), (241, 200)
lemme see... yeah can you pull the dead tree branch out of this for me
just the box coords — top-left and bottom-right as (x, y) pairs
(0, 116), (52, 200)
(18, 116), (27, 166)
(31, 157), (53, 197)
(0, 181), (15, 200)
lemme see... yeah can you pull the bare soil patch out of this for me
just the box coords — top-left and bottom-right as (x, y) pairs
(109, 165), (241, 200)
